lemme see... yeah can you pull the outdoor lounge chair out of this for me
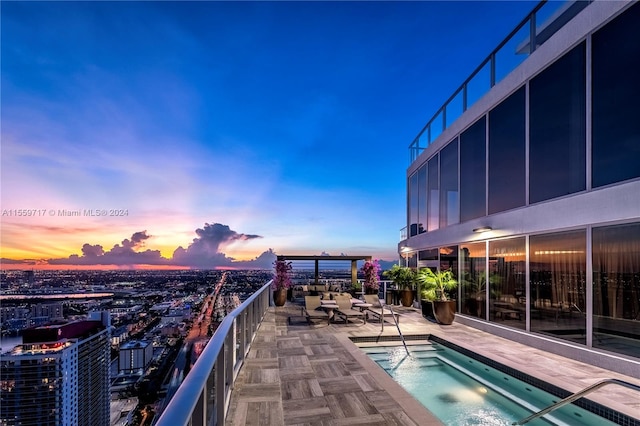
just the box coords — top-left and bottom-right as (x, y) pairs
(303, 295), (330, 324)
(333, 294), (365, 324)
(363, 294), (401, 324)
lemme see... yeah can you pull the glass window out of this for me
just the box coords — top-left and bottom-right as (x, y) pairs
(529, 42), (586, 203)
(460, 117), (487, 222)
(592, 222), (640, 358)
(440, 245), (459, 300)
(488, 87), (526, 214)
(592, 3), (640, 188)
(418, 248), (439, 270)
(406, 251), (418, 269)
(488, 238), (526, 330)
(409, 172), (418, 237)
(418, 164), (427, 234)
(461, 242), (486, 319)
(428, 154), (439, 231)
(530, 230), (586, 344)
(439, 139), (459, 228)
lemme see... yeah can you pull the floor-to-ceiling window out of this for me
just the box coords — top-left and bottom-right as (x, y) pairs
(530, 230), (586, 344)
(408, 172), (419, 236)
(592, 2), (640, 188)
(417, 165), (427, 235)
(488, 238), (526, 330)
(529, 42), (586, 203)
(460, 242), (486, 319)
(592, 222), (640, 358)
(439, 140), (459, 228)
(488, 86), (526, 215)
(427, 154), (439, 231)
(460, 117), (486, 222)
(440, 245), (458, 301)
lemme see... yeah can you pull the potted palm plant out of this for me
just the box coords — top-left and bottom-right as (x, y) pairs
(272, 259), (292, 307)
(420, 281), (437, 320)
(383, 264), (417, 307)
(418, 268), (458, 324)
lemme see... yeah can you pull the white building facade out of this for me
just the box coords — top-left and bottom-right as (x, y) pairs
(402, 0), (640, 377)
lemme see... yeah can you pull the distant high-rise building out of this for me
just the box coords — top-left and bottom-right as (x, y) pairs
(0, 311), (111, 426)
(118, 340), (153, 374)
(24, 270), (35, 286)
(30, 302), (65, 326)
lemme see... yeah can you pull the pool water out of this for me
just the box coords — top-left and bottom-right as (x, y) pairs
(362, 343), (617, 426)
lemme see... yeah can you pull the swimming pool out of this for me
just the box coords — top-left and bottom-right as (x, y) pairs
(362, 342), (618, 426)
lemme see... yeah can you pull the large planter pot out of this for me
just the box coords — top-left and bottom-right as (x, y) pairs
(274, 288), (287, 307)
(433, 300), (456, 325)
(365, 287), (379, 295)
(400, 289), (414, 307)
(420, 299), (435, 320)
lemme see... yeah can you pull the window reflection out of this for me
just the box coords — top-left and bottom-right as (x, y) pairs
(488, 87), (526, 214)
(461, 242), (486, 319)
(460, 117), (486, 222)
(418, 165), (427, 235)
(530, 231), (586, 344)
(439, 140), (459, 228)
(529, 42), (586, 203)
(409, 173), (419, 237)
(489, 238), (526, 330)
(418, 248), (439, 270)
(593, 223), (640, 358)
(440, 245), (458, 301)
(592, 2), (640, 188)
(427, 155), (439, 231)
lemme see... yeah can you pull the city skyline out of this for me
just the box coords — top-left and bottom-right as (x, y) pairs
(1, 1), (537, 270)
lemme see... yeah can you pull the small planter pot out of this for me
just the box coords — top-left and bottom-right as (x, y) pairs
(400, 289), (414, 307)
(433, 300), (456, 325)
(421, 299), (435, 320)
(273, 288), (287, 307)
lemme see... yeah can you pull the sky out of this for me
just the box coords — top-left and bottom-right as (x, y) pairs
(1, 0), (537, 270)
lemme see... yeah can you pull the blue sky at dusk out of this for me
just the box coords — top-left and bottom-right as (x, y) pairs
(1, 1), (537, 269)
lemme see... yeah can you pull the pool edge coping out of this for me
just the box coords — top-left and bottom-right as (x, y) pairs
(334, 332), (444, 426)
(347, 333), (640, 426)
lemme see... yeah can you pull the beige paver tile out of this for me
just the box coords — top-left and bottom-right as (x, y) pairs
(225, 303), (640, 426)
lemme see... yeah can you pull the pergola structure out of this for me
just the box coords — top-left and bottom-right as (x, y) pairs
(276, 255), (372, 287)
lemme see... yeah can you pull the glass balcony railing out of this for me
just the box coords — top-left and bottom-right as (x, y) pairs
(408, 0), (592, 164)
(155, 281), (271, 426)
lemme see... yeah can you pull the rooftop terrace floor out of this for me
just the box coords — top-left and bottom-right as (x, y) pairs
(225, 302), (640, 425)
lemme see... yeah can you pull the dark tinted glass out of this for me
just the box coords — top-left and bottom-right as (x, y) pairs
(488, 237), (526, 331)
(592, 3), (640, 187)
(530, 42), (586, 203)
(488, 87), (526, 214)
(530, 230), (586, 344)
(440, 245), (459, 301)
(592, 222), (640, 358)
(409, 172), (418, 236)
(460, 117), (486, 222)
(418, 248), (439, 269)
(428, 155), (439, 231)
(460, 242), (486, 319)
(439, 139), (459, 228)
(418, 165), (427, 234)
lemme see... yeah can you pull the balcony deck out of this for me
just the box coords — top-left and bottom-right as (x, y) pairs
(225, 302), (640, 425)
